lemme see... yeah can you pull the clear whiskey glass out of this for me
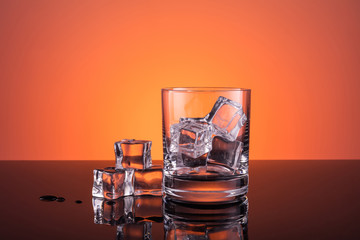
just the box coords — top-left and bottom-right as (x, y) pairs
(162, 87), (251, 203)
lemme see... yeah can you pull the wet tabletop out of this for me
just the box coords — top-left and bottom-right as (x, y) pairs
(0, 160), (359, 240)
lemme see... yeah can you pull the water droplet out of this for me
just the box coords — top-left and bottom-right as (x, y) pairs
(56, 197), (65, 202)
(39, 195), (57, 202)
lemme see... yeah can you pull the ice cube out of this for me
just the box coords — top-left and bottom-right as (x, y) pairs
(115, 139), (152, 170)
(170, 121), (213, 158)
(92, 197), (134, 225)
(134, 166), (163, 196)
(117, 222), (152, 240)
(208, 137), (244, 172)
(205, 96), (247, 141)
(92, 169), (104, 198)
(102, 168), (134, 199)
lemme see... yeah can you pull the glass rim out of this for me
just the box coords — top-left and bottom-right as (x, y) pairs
(162, 87), (251, 92)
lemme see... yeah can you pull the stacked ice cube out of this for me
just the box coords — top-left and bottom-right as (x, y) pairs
(168, 96), (248, 172)
(92, 139), (163, 238)
(92, 139), (162, 200)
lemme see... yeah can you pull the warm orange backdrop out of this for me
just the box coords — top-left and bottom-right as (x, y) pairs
(1, 0), (359, 160)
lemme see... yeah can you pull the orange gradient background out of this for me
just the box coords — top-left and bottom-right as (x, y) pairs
(0, 0), (359, 160)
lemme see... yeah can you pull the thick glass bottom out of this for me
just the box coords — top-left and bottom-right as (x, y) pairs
(163, 167), (248, 203)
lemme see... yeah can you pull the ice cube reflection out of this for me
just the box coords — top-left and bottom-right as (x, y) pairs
(92, 196), (249, 240)
(92, 196), (162, 226)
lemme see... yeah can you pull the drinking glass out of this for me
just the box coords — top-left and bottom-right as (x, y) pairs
(162, 87), (251, 203)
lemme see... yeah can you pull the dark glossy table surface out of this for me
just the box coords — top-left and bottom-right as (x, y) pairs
(0, 160), (359, 240)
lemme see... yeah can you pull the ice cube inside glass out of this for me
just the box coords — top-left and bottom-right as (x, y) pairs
(205, 96), (247, 142)
(208, 137), (244, 172)
(170, 121), (213, 159)
(162, 88), (251, 203)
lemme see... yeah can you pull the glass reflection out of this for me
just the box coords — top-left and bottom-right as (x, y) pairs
(92, 196), (248, 239)
(163, 197), (248, 240)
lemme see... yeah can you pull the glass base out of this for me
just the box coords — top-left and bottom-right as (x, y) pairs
(163, 167), (248, 204)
